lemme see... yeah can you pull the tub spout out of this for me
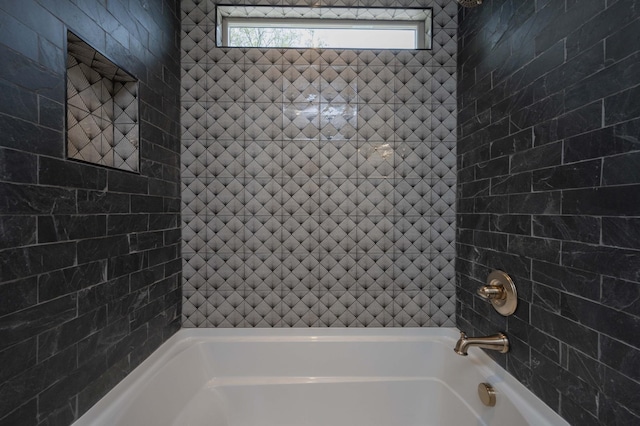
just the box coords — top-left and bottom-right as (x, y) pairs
(454, 331), (509, 356)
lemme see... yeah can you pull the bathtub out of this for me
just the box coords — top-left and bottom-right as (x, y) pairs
(73, 328), (568, 426)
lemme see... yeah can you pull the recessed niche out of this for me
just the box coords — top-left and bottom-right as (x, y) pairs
(66, 31), (139, 172)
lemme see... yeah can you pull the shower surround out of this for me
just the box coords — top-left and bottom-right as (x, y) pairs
(180, 0), (458, 327)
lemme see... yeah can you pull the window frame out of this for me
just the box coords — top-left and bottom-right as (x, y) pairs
(215, 5), (433, 51)
(223, 18), (426, 50)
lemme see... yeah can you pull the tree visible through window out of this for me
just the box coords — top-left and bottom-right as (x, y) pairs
(228, 27), (327, 48)
(226, 22), (418, 49)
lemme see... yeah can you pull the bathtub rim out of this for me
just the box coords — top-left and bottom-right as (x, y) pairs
(72, 327), (569, 426)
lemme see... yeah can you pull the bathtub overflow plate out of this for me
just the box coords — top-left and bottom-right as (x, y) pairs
(478, 383), (496, 407)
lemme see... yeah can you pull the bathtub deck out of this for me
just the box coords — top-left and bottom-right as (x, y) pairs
(72, 328), (569, 426)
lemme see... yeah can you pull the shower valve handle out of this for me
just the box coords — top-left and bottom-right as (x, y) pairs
(477, 284), (506, 300)
(477, 271), (518, 316)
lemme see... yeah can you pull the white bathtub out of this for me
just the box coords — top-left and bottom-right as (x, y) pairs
(73, 328), (568, 426)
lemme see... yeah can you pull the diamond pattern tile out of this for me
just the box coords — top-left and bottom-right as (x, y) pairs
(181, 0), (457, 328)
(67, 32), (139, 172)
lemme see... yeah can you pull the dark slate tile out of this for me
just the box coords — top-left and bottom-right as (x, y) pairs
(0, 242), (77, 282)
(490, 85), (535, 124)
(130, 264), (163, 292)
(0, 113), (63, 157)
(0, 10), (38, 61)
(77, 235), (130, 264)
(530, 348), (599, 415)
(107, 252), (145, 279)
(77, 356), (130, 417)
(490, 128), (533, 157)
(474, 194), (508, 214)
(0, 277), (38, 318)
(527, 374), (561, 414)
(38, 96), (64, 129)
(533, 215), (600, 244)
(0, 215), (36, 249)
(490, 214), (531, 235)
(509, 38), (564, 89)
(475, 156), (509, 180)
(0, 338), (37, 384)
(508, 235), (561, 263)
(490, 172), (531, 195)
(529, 328), (561, 364)
(603, 217), (640, 250)
(563, 242), (640, 283)
(563, 127), (617, 163)
(37, 353), (106, 420)
(603, 365), (640, 418)
(534, 0), (605, 56)
(37, 215), (107, 243)
(458, 213), (490, 231)
(0, 330), (77, 414)
(0, 182), (75, 215)
(37, 306), (108, 361)
(560, 396), (601, 426)
(533, 283), (561, 314)
(603, 151), (640, 185)
(0, 148), (37, 183)
(565, 51), (640, 111)
(569, 0), (639, 59)
(107, 170), (148, 194)
(605, 84), (640, 126)
(107, 214), (148, 235)
(510, 142), (562, 179)
(0, 75), (38, 123)
(561, 293), (640, 349)
(130, 230), (164, 252)
(532, 159), (601, 191)
(163, 196), (181, 213)
(600, 276), (640, 318)
(510, 92), (565, 132)
(163, 258), (182, 279)
(534, 41), (605, 102)
(473, 230), (507, 251)
(146, 245), (178, 267)
(606, 15), (640, 63)
(77, 317), (129, 362)
(600, 335), (640, 383)
(163, 228), (181, 245)
(38, 261), (106, 302)
(77, 276), (129, 315)
(131, 194), (164, 213)
(39, 157), (107, 190)
(0, 398), (38, 426)
(509, 191), (560, 214)
(562, 185), (640, 216)
(77, 190), (130, 214)
(535, 101), (603, 145)
(531, 305), (598, 357)
(0, 41), (63, 98)
(599, 396), (640, 426)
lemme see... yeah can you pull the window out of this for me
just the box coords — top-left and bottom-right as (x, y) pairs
(216, 6), (432, 50)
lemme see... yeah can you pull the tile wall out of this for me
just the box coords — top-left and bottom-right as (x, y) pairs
(181, 0), (458, 327)
(457, 1), (640, 424)
(0, 0), (182, 424)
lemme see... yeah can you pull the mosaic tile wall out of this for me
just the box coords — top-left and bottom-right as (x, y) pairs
(181, 0), (457, 327)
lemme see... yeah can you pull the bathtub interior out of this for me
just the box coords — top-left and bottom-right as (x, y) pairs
(74, 329), (568, 426)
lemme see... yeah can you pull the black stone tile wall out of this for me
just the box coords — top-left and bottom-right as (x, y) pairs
(457, 1), (640, 424)
(0, 1), (181, 424)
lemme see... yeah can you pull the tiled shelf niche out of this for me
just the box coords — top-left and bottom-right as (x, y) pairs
(66, 31), (139, 172)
